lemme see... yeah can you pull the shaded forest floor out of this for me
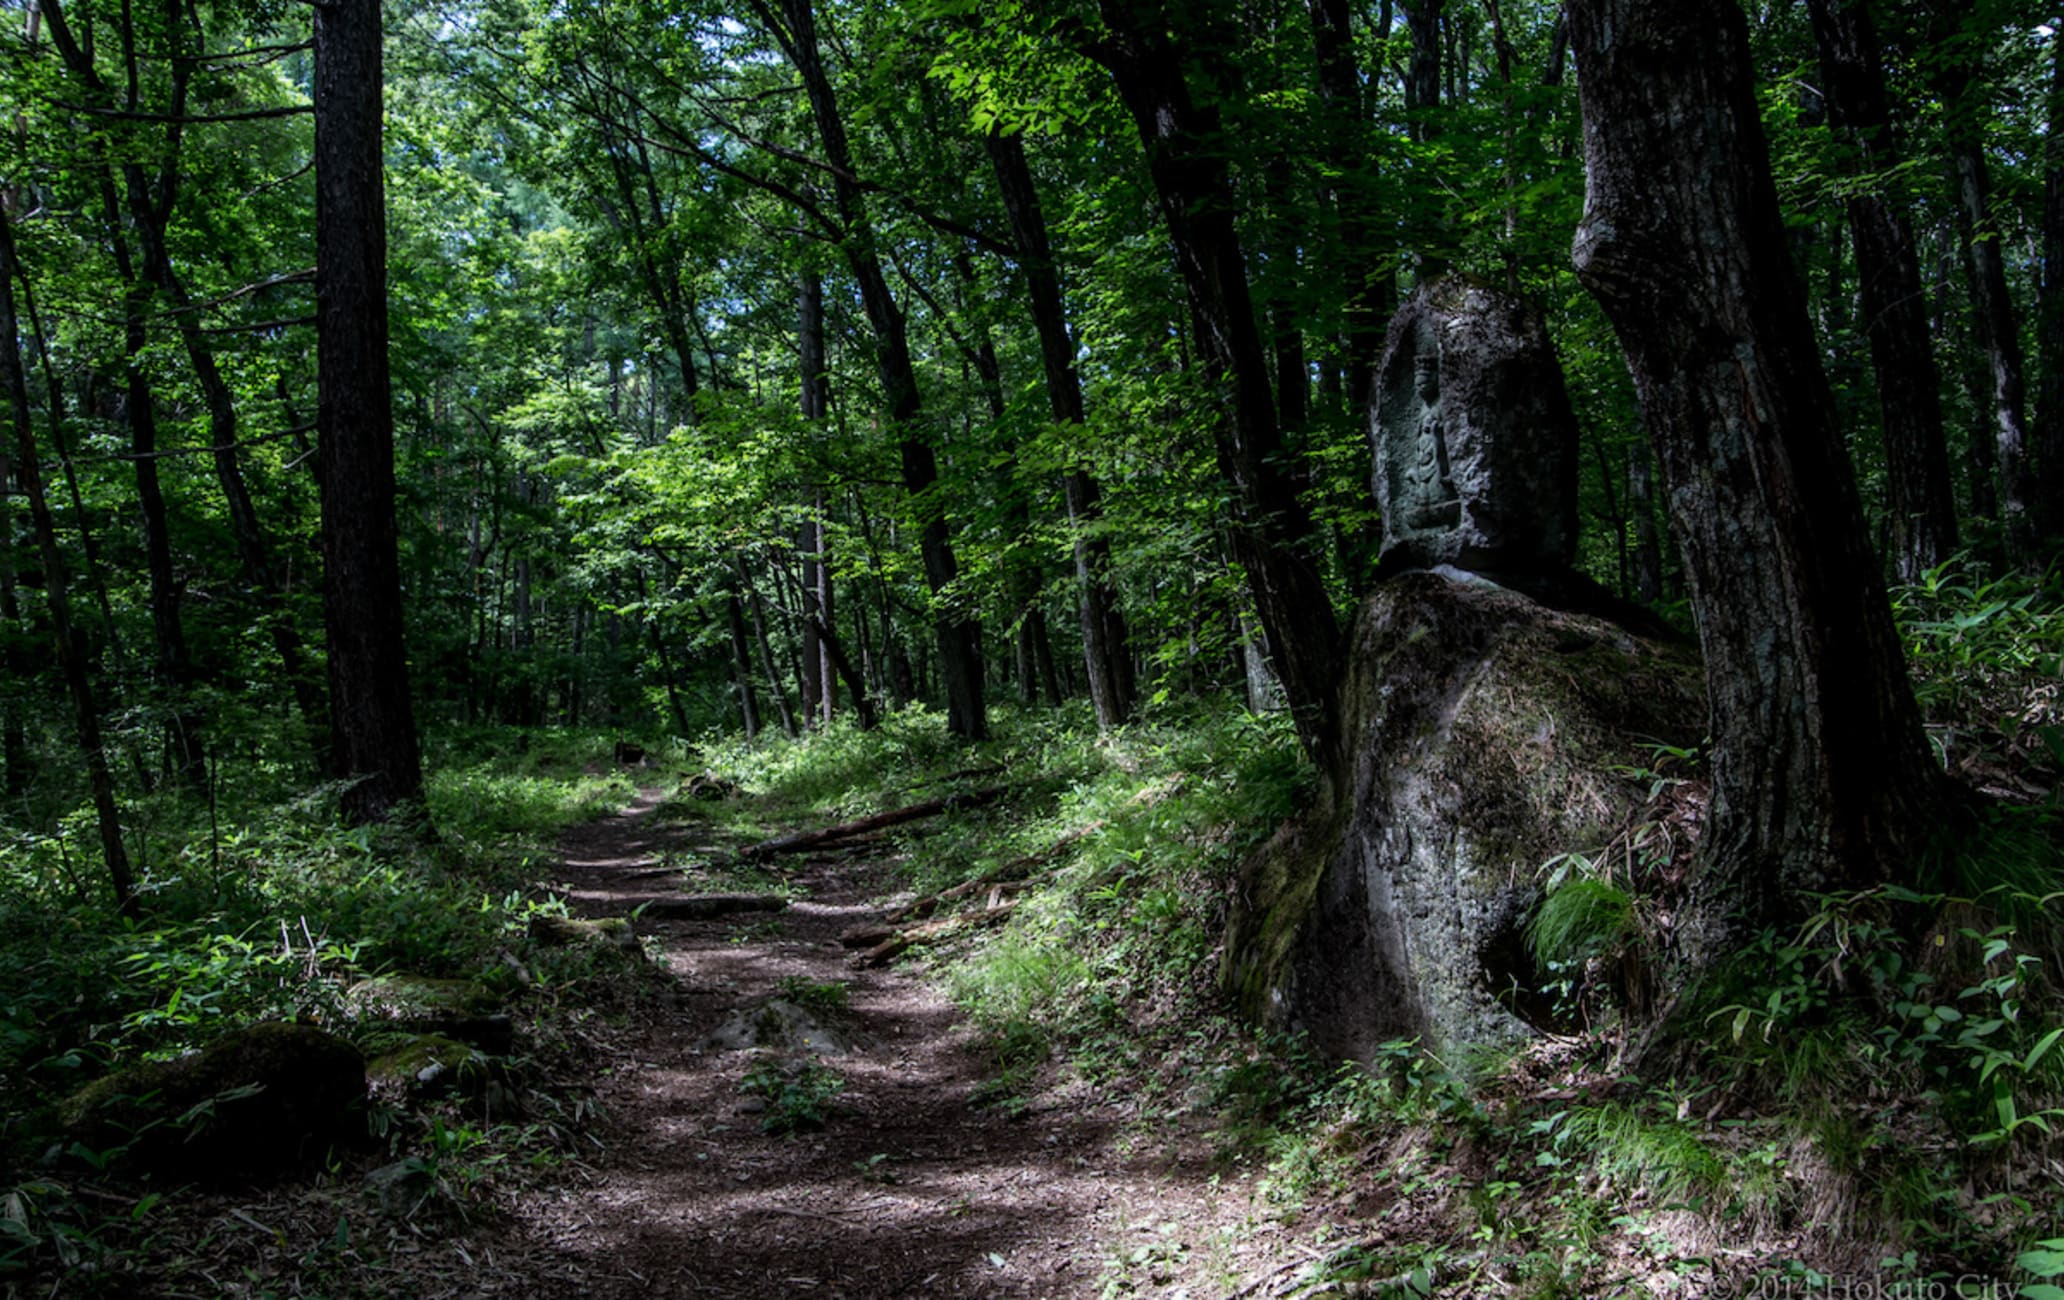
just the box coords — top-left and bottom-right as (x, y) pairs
(498, 784), (1300, 1298)
(11, 666), (2060, 1297)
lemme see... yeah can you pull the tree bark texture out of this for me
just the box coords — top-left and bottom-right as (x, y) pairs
(1567, 0), (1950, 953)
(769, 0), (986, 740)
(315, 0), (425, 823)
(0, 207), (136, 910)
(1091, 1), (1343, 768)
(1804, 0), (1960, 581)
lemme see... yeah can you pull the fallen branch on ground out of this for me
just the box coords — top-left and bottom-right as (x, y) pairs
(888, 819), (1105, 923)
(853, 900), (1015, 968)
(639, 893), (788, 920)
(737, 786), (1012, 860)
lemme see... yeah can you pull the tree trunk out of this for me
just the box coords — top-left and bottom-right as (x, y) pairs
(1931, 19), (2036, 553)
(1090, 2), (1343, 769)
(2038, 25), (2064, 537)
(0, 441), (26, 797)
(1805, 0), (1960, 581)
(768, 0), (986, 740)
(119, 314), (207, 789)
(797, 518), (824, 724)
(725, 585), (761, 742)
(984, 131), (1136, 728)
(0, 207), (135, 911)
(633, 566), (692, 736)
(39, 0), (334, 775)
(1306, 0), (1395, 413)
(739, 559), (798, 738)
(813, 491), (837, 723)
(1568, 0), (1952, 957)
(794, 278), (827, 724)
(1628, 441), (1663, 603)
(315, 0), (425, 823)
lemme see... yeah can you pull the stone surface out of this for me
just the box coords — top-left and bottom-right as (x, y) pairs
(59, 1022), (366, 1181)
(699, 998), (865, 1056)
(1370, 277), (1579, 580)
(1224, 573), (1702, 1063)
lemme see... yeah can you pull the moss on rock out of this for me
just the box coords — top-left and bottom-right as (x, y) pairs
(1225, 573), (1702, 1063)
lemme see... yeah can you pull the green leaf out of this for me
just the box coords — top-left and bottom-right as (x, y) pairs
(2025, 1026), (2064, 1073)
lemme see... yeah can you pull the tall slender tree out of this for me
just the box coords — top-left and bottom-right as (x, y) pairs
(759, 0), (988, 740)
(0, 205), (135, 911)
(985, 130), (1137, 728)
(315, 0), (425, 823)
(1088, 0), (1343, 769)
(1805, 0), (1960, 580)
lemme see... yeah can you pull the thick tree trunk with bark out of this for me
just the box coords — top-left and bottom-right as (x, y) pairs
(1567, 0), (1951, 956)
(769, 0), (986, 740)
(1805, 0), (1960, 580)
(0, 208), (135, 911)
(985, 131), (1136, 728)
(315, 0), (425, 823)
(1090, 2), (1343, 769)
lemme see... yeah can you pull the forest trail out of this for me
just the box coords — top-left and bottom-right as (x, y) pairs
(504, 786), (1292, 1299)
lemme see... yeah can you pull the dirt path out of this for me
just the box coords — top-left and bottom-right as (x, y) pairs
(507, 788), (1292, 1299)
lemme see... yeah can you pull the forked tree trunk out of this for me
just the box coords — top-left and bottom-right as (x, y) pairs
(1568, 0), (1952, 957)
(738, 560), (798, 738)
(1805, 0), (1960, 580)
(315, 0), (425, 823)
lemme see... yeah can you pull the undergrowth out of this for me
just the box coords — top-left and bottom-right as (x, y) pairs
(0, 728), (657, 1294)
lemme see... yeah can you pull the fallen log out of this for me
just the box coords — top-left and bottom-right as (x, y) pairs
(837, 922), (898, 949)
(738, 786), (1012, 860)
(640, 893), (788, 920)
(887, 820), (1105, 923)
(854, 901), (1016, 968)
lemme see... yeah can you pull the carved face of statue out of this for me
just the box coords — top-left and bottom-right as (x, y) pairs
(1413, 351), (1440, 406)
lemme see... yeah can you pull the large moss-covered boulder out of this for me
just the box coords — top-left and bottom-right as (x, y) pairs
(1225, 573), (1702, 1063)
(59, 1022), (365, 1181)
